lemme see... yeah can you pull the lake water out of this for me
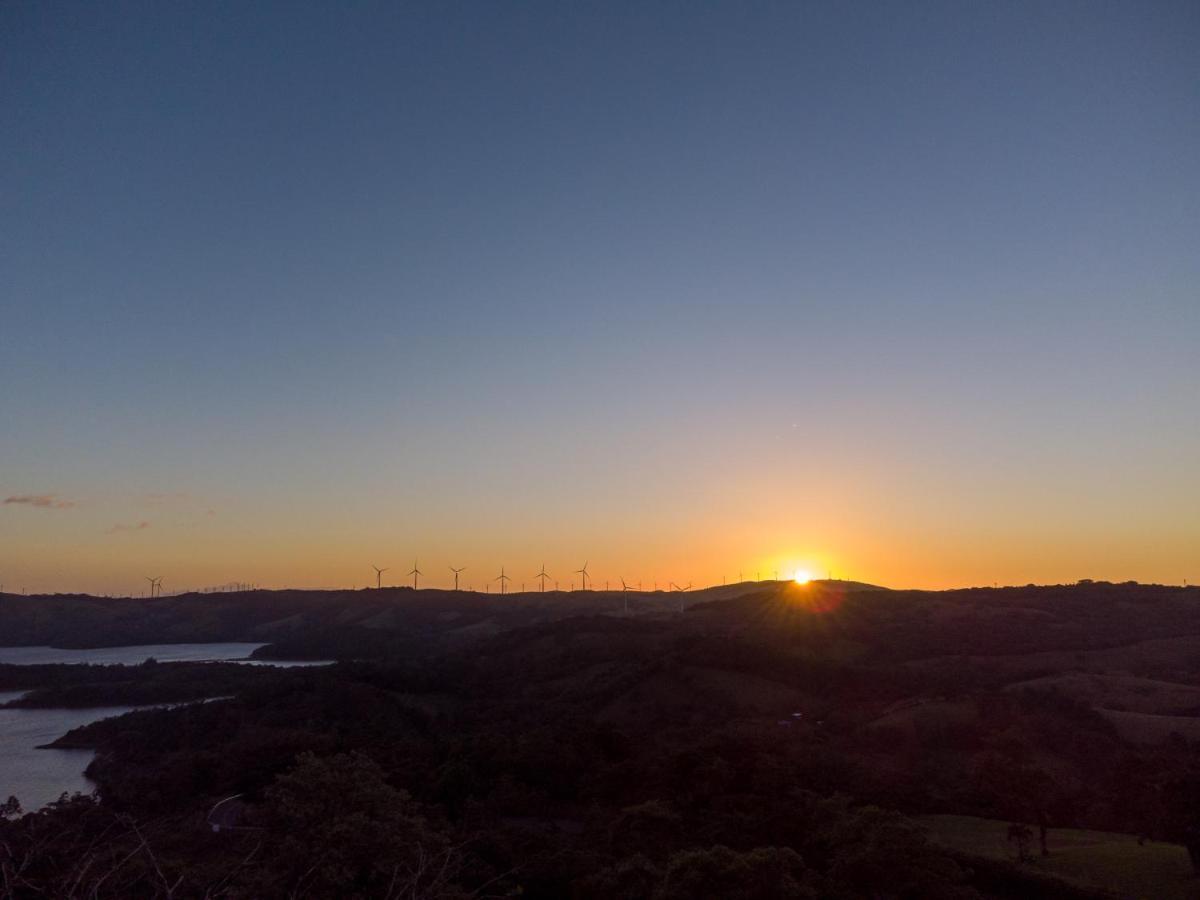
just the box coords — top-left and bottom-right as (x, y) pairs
(0, 643), (333, 811)
(1, 642), (271, 666)
(0, 691), (135, 811)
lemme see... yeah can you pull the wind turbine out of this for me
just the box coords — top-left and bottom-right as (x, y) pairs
(372, 565), (389, 590)
(494, 566), (511, 595)
(671, 581), (691, 613)
(145, 576), (162, 598)
(575, 562), (590, 591)
(408, 560), (422, 590)
(449, 566), (466, 590)
(535, 565), (551, 592)
(621, 578), (634, 614)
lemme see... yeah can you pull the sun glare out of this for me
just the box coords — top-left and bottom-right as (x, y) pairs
(794, 569), (811, 584)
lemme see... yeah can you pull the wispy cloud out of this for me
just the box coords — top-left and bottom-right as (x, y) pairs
(144, 492), (190, 505)
(4, 494), (77, 510)
(107, 521), (151, 534)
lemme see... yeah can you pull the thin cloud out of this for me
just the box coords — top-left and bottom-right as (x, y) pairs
(4, 494), (77, 510)
(107, 521), (151, 534)
(144, 492), (190, 504)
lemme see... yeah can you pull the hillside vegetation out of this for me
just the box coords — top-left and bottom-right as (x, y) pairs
(2, 580), (1199, 898)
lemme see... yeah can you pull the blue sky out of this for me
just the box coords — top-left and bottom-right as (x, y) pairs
(2, 2), (1197, 593)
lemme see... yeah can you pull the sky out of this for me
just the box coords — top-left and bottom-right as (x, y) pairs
(2, 1), (1197, 596)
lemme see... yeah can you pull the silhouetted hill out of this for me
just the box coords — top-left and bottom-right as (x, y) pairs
(2, 582), (1195, 665)
(0, 584), (737, 656)
(5, 580), (1200, 898)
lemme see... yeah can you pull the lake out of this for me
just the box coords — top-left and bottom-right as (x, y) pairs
(0, 691), (135, 812)
(0, 642), (300, 666)
(0, 642), (333, 811)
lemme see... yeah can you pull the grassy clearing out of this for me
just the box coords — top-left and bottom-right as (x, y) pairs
(918, 814), (1197, 900)
(1006, 673), (1200, 716)
(1098, 708), (1200, 745)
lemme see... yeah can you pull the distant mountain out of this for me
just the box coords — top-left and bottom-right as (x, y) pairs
(3, 580), (1195, 665)
(0, 582), (771, 656)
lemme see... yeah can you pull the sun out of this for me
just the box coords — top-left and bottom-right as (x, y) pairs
(793, 569), (811, 584)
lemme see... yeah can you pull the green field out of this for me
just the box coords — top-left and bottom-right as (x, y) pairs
(918, 814), (1197, 900)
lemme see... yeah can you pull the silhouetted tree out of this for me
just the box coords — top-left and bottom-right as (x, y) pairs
(819, 803), (978, 899)
(255, 751), (467, 899)
(574, 853), (661, 899)
(1161, 767), (1200, 874)
(975, 734), (1058, 856)
(655, 845), (815, 900)
(1006, 823), (1034, 863)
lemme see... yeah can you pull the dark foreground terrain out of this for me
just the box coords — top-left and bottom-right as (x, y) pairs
(2, 580), (1200, 898)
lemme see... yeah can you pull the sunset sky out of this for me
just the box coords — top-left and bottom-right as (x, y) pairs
(2, 2), (1197, 596)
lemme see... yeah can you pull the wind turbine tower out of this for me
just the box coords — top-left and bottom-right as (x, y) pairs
(671, 581), (692, 612)
(535, 565), (550, 592)
(575, 562), (590, 591)
(494, 566), (511, 595)
(620, 578), (634, 614)
(408, 560), (422, 590)
(449, 566), (466, 591)
(372, 566), (389, 590)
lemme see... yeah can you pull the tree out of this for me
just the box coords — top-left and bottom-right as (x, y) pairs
(975, 733), (1059, 857)
(609, 800), (682, 858)
(1161, 767), (1200, 874)
(655, 845), (815, 899)
(1006, 823), (1034, 863)
(819, 802), (978, 899)
(574, 853), (661, 899)
(256, 751), (466, 899)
